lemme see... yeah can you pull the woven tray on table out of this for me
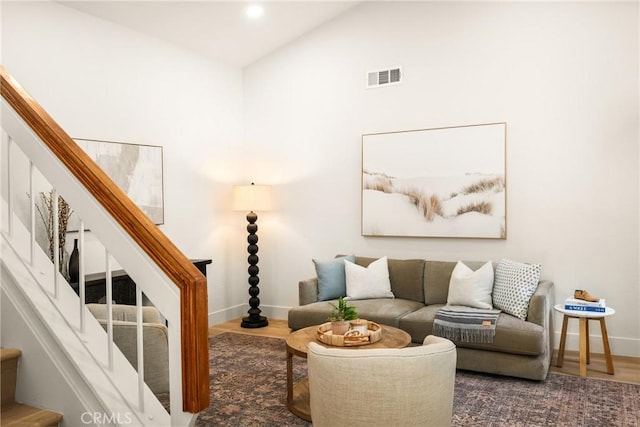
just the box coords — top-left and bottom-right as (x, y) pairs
(316, 321), (382, 347)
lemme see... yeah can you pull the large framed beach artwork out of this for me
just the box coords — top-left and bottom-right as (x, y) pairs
(74, 138), (165, 225)
(361, 123), (506, 239)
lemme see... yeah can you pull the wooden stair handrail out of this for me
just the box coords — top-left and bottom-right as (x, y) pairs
(0, 66), (209, 413)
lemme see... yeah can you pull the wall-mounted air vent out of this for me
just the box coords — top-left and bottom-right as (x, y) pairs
(366, 66), (402, 88)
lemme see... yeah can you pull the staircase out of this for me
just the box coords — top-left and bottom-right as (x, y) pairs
(1, 348), (62, 426)
(1, 66), (210, 425)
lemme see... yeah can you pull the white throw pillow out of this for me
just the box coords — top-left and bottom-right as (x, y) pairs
(344, 256), (394, 300)
(446, 261), (494, 309)
(492, 259), (541, 320)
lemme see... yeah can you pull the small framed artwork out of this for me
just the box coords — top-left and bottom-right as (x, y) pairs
(361, 122), (506, 239)
(74, 138), (165, 225)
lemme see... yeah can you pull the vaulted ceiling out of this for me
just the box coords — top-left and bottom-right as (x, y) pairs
(59, 1), (361, 67)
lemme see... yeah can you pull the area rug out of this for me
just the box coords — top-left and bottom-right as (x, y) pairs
(162, 332), (639, 426)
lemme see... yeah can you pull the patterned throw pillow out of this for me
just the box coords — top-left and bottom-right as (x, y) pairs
(492, 259), (541, 320)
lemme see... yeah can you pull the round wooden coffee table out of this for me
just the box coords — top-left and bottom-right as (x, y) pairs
(286, 324), (411, 421)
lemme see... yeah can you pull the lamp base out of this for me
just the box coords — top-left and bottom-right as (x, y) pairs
(241, 315), (269, 328)
(241, 209), (268, 329)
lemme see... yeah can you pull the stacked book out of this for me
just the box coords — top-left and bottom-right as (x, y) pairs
(564, 297), (606, 313)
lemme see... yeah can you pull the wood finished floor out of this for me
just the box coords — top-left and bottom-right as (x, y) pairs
(210, 318), (640, 385)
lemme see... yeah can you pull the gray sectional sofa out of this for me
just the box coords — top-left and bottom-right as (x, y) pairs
(288, 256), (555, 380)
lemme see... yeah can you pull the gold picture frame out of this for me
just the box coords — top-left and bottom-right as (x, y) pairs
(361, 122), (507, 239)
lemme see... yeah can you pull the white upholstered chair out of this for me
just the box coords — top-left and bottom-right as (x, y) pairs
(87, 303), (169, 394)
(307, 335), (456, 427)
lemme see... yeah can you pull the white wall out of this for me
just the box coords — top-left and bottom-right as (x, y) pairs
(1, 1), (243, 320)
(242, 2), (639, 356)
(2, 1), (638, 357)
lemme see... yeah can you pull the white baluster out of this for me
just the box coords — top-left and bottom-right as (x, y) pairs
(7, 136), (13, 237)
(106, 249), (113, 371)
(52, 189), (59, 298)
(168, 320), (183, 420)
(29, 161), (35, 265)
(79, 220), (86, 333)
(136, 287), (145, 412)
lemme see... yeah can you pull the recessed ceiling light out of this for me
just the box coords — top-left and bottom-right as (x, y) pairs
(246, 4), (264, 19)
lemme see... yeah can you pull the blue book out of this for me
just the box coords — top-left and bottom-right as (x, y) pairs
(564, 304), (605, 313)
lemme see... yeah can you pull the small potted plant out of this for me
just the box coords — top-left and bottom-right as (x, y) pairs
(328, 297), (358, 335)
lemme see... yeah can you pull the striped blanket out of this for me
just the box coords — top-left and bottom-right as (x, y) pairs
(432, 305), (501, 344)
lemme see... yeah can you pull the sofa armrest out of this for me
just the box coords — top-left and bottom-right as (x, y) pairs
(527, 280), (554, 327)
(299, 278), (319, 306)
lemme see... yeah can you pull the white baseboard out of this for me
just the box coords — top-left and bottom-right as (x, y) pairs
(259, 304), (290, 320)
(553, 331), (640, 358)
(208, 304), (247, 325)
(208, 304), (290, 326)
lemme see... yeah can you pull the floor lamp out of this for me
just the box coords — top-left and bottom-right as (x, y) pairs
(232, 183), (272, 328)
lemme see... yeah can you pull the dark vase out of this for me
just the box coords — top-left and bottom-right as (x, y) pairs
(69, 239), (79, 284)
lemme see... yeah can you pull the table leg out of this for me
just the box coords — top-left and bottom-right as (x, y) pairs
(585, 319), (590, 364)
(286, 350), (293, 406)
(556, 315), (569, 368)
(579, 317), (588, 377)
(599, 318), (615, 375)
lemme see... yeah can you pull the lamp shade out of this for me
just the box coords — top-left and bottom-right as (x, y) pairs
(232, 183), (273, 211)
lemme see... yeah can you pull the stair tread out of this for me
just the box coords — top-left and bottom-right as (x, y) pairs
(1, 403), (63, 426)
(0, 348), (22, 362)
(1, 348), (20, 409)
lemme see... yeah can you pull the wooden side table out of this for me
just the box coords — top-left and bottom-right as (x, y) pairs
(285, 324), (411, 421)
(554, 304), (615, 377)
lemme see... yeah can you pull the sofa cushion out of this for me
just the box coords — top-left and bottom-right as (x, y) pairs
(398, 304), (441, 342)
(345, 257), (394, 300)
(314, 255), (355, 301)
(399, 305), (545, 356)
(288, 298), (424, 330)
(355, 256), (425, 303)
(492, 259), (541, 320)
(446, 261), (494, 309)
(424, 261), (491, 305)
(347, 299), (423, 327)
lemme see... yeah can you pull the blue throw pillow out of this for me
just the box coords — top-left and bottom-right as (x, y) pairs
(314, 255), (356, 301)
